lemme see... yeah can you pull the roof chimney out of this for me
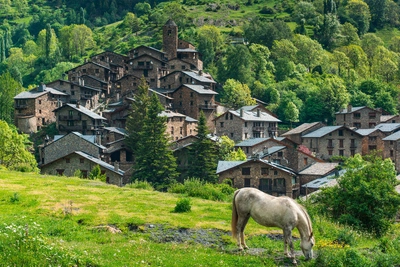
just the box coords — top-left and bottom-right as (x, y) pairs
(257, 109), (260, 117)
(76, 101), (80, 108)
(114, 161), (119, 171)
(347, 104), (352, 113)
(38, 83), (46, 92)
(240, 108), (243, 117)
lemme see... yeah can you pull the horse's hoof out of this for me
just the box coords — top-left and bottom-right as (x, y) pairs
(244, 245), (249, 250)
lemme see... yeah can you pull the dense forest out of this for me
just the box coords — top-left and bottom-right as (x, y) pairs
(1, 0), (400, 126)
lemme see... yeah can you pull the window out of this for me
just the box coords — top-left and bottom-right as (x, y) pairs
(391, 150), (394, 157)
(277, 151), (283, 157)
(328, 150), (333, 155)
(353, 113), (361, 119)
(81, 170), (88, 178)
(242, 167), (250, 175)
(369, 145), (377, 151)
(171, 127), (174, 135)
(338, 130), (344, 136)
(225, 113), (229, 120)
(328, 139), (333, 148)
(339, 139), (344, 148)
(303, 158), (308, 165)
(261, 168), (269, 175)
(181, 65), (185, 70)
(80, 158), (84, 163)
(56, 169), (64, 176)
(220, 122), (224, 127)
(244, 178), (251, 187)
(353, 122), (361, 128)
(292, 176), (297, 185)
(190, 101), (193, 106)
(190, 92), (194, 97)
(171, 65), (175, 69)
(39, 110), (42, 114)
(230, 133), (234, 138)
(69, 110), (73, 117)
(95, 69), (99, 74)
(244, 122), (247, 127)
(274, 170), (278, 175)
(369, 112), (376, 119)
(244, 133), (248, 139)
(351, 150), (355, 156)
(339, 150), (344, 156)
(67, 121), (74, 126)
(38, 100), (42, 104)
(180, 127), (183, 134)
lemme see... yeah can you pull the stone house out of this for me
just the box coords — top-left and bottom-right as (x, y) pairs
(40, 131), (105, 165)
(335, 105), (382, 129)
(160, 70), (216, 91)
(40, 151), (126, 186)
(214, 108), (281, 142)
(46, 79), (102, 109)
(355, 128), (385, 156)
(14, 84), (69, 133)
(374, 123), (400, 137)
(383, 131), (400, 172)
(68, 61), (112, 84)
(281, 122), (324, 144)
(113, 74), (142, 101)
(169, 84), (218, 129)
(162, 19), (202, 71)
(161, 110), (198, 141)
(302, 125), (363, 160)
(90, 50), (128, 78)
(54, 103), (106, 135)
(381, 114), (400, 124)
(126, 54), (168, 88)
(298, 162), (339, 195)
(217, 158), (300, 198)
(78, 75), (111, 96)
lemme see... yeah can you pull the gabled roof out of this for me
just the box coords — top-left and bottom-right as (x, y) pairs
(80, 74), (109, 85)
(129, 45), (165, 55)
(53, 132), (106, 150)
(216, 158), (296, 176)
(165, 19), (177, 26)
(235, 137), (285, 147)
(374, 123), (400, 133)
(216, 109), (281, 123)
(127, 53), (165, 63)
(14, 86), (68, 99)
(355, 128), (381, 136)
(382, 131), (400, 141)
(54, 103), (106, 120)
(68, 61), (111, 72)
(41, 151), (124, 176)
(299, 162), (339, 176)
(380, 115), (399, 123)
(281, 122), (322, 136)
(91, 50), (128, 59)
(180, 84), (218, 95)
(302, 126), (344, 138)
(335, 106), (379, 114)
(182, 71), (216, 83)
(104, 127), (127, 136)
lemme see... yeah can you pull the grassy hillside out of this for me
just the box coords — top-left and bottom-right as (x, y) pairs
(1, 169), (400, 266)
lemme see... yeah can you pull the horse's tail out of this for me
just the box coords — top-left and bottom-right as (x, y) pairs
(231, 189), (240, 239)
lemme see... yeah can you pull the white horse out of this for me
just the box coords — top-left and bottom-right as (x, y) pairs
(231, 188), (315, 264)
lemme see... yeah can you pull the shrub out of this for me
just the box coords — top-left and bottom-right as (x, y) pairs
(73, 169), (82, 178)
(88, 165), (106, 182)
(260, 6), (276, 14)
(174, 198), (191, 213)
(127, 180), (154, 191)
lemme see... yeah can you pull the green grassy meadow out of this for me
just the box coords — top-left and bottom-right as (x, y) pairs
(1, 170), (399, 266)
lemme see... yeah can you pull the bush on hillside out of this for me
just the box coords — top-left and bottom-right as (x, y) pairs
(174, 198), (192, 213)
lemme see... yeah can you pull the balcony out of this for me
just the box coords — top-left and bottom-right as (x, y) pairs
(15, 104), (28, 109)
(135, 65), (153, 70)
(253, 126), (265, 132)
(199, 104), (217, 110)
(58, 115), (81, 121)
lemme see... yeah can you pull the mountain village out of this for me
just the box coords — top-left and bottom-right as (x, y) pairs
(13, 20), (400, 198)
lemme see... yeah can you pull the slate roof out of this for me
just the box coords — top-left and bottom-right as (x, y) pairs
(14, 87), (68, 99)
(183, 84), (218, 94)
(355, 128), (380, 136)
(299, 162), (339, 175)
(374, 123), (400, 133)
(177, 48), (198, 53)
(104, 127), (127, 136)
(281, 122), (322, 136)
(216, 158), (296, 175)
(224, 109), (281, 122)
(235, 137), (285, 147)
(74, 151), (125, 175)
(382, 131), (400, 141)
(55, 103), (106, 120)
(380, 115), (397, 122)
(335, 106), (368, 114)
(302, 126), (343, 138)
(53, 132), (106, 149)
(182, 71), (216, 83)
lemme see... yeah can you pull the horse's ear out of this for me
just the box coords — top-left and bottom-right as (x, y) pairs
(309, 232), (313, 241)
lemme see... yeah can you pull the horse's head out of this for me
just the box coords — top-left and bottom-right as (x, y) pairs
(300, 232), (315, 260)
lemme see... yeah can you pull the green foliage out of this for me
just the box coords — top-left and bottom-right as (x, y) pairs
(313, 153), (400, 237)
(0, 120), (38, 172)
(73, 169), (82, 178)
(168, 178), (235, 201)
(126, 180), (154, 191)
(132, 93), (179, 190)
(88, 165), (106, 181)
(220, 79), (256, 109)
(174, 197), (192, 213)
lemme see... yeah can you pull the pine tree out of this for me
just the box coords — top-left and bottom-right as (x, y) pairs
(187, 111), (218, 183)
(45, 23), (52, 60)
(132, 94), (179, 190)
(125, 77), (151, 153)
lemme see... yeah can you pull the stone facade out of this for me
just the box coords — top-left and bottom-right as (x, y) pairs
(217, 159), (299, 198)
(355, 128), (385, 156)
(302, 126), (363, 160)
(40, 151), (125, 186)
(14, 85), (69, 133)
(126, 54), (168, 88)
(162, 110), (198, 141)
(54, 103), (106, 135)
(68, 62), (111, 84)
(41, 132), (104, 165)
(335, 105), (382, 129)
(383, 132), (400, 172)
(214, 109), (280, 142)
(160, 70), (216, 91)
(281, 122), (324, 144)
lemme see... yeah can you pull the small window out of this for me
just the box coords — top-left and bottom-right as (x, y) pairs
(220, 122), (224, 128)
(80, 158), (84, 163)
(242, 167), (250, 175)
(261, 168), (269, 175)
(38, 100), (42, 104)
(244, 178), (251, 187)
(338, 130), (344, 136)
(244, 122), (247, 127)
(274, 170), (278, 175)
(95, 69), (99, 74)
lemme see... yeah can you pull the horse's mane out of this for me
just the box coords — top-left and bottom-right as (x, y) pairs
(297, 203), (313, 238)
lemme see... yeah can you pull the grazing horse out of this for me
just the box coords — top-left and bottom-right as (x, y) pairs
(231, 188), (315, 264)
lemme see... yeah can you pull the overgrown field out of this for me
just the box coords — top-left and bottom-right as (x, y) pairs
(0, 170), (399, 266)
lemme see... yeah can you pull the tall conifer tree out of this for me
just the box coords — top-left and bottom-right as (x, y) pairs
(187, 111), (218, 183)
(132, 94), (178, 189)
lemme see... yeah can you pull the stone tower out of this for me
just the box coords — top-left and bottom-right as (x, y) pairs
(163, 19), (178, 60)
